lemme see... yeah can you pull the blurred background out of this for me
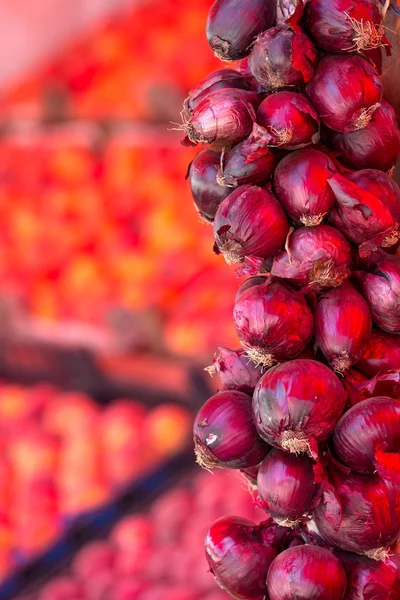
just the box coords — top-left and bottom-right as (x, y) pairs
(0, 1), (248, 598)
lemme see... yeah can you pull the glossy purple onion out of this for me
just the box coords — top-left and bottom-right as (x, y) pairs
(206, 346), (263, 394)
(213, 185), (289, 265)
(339, 551), (400, 600)
(253, 359), (346, 455)
(357, 329), (400, 377)
(257, 449), (320, 525)
(184, 69), (251, 115)
(306, 54), (382, 133)
(193, 390), (268, 470)
(206, 0), (276, 61)
(233, 279), (313, 367)
(256, 91), (320, 150)
(347, 169), (400, 222)
(314, 282), (372, 373)
(249, 25), (318, 91)
(267, 545), (347, 600)
(188, 149), (230, 222)
(205, 516), (277, 600)
(273, 148), (337, 226)
(354, 254), (400, 333)
(330, 100), (400, 171)
(271, 225), (351, 290)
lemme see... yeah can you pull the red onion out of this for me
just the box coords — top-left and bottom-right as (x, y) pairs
(343, 369), (400, 408)
(184, 69), (251, 115)
(257, 449), (320, 525)
(188, 149), (231, 222)
(204, 516), (277, 600)
(357, 330), (400, 377)
(249, 25), (318, 91)
(193, 390), (268, 470)
(253, 359), (346, 455)
(217, 131), (281, 187)
(328, 173), (399, 257)
(205, 346), (263, 394)
(314, 282), (372, 373)
(273, 149), (337, 226)
(333, 396), (400, 483)
(339, 551), (400, 600)
(213, 185), (289, 265)
(306, 54), (382, 133)
(330, 101), (400, 172)
(347, 169), (400, 223)
(206, 0), (276, 61)
(267, 545), (347, 600)
(304, 0), (385, 54)
(256, 92), (320, 150)
(271, 225), (351, 290)
(182, 88), (262, 147)
(354, 255), (400, 333)
(240, 463), (260, 486)
(313, 463), (400, 557)
(237, 57), (261, 92)
(233, 279), (313, 367)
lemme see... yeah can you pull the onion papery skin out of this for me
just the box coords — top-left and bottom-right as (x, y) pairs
(249, 25), (318, 91)
(306, 54), (382, 133)
(276, 0), (303, 25)
(252, 359), (346, 455)
(188, 149), (231, 222)
(256, 91), (320, 150)
(314, 282), (372, 373)
(357, 330), (400, 377)
(267, 545), (347, 600)
(206, 0), (276, 61)
(206, 346), (263, 394)
(343, 369), (400, 408)
(333, 396), (400, 482)
(184, 69), (251, 115)
(273, 148), (337, 226)
(347, 169), (400, 223)
(233, 280), (313, 367)
(339, 551), (400, 600)
(313, 464), (400, 555)
(328, 173), (398, 257)
(271, 225), (351, 290)
(257, 449), (320, 525)
(213, 185), (289, 265)
(193, 390), (268, 470)
(304, 0), (385, 54)
(184, 89), (262, 147)
(330, 101), (400, 172)
(218, 138), (281, 188)
(204, 516), (277, 600)
(354, 255), (400, 333)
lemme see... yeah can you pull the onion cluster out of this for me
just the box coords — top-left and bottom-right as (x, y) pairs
(185, 1), (400, 599)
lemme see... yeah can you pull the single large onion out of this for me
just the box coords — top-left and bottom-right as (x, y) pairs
(333, 396), (400, 483)
(306, 54), (382, 132)
(339, 551), (400, 600)
(205, 346), (263, 394)
(193, 390), (268, 470)
(304, 0), (385, 54)
(188, 149), (231, 222)
(347, 169), (400, 222)
(256, 92), (320, 150)
(271, 225), (351, 290)
(267, 545), (347, 600)
(249, 25), (318, 91)
(328, 173), (399, 257)
(233, 279), (313, 367)
(357, 330), (400, 377)
(314, 282), (372, 373)
(184, 69), (251, 115)
(354, 254), (400, 333)
(330, 101), (400, 172)
(253, 359), (346, 456)
(313, 463), (400, 557)
(257, 449), (320, 525)
(206, 0), (276, 61)
(205, 516), (277, 600)
(183, 89), (262, 147)
(273, 149), (337, 226)
(213, 185), (289, 265)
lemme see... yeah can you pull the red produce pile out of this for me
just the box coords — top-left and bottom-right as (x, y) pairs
(187, 0), (400, 597)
